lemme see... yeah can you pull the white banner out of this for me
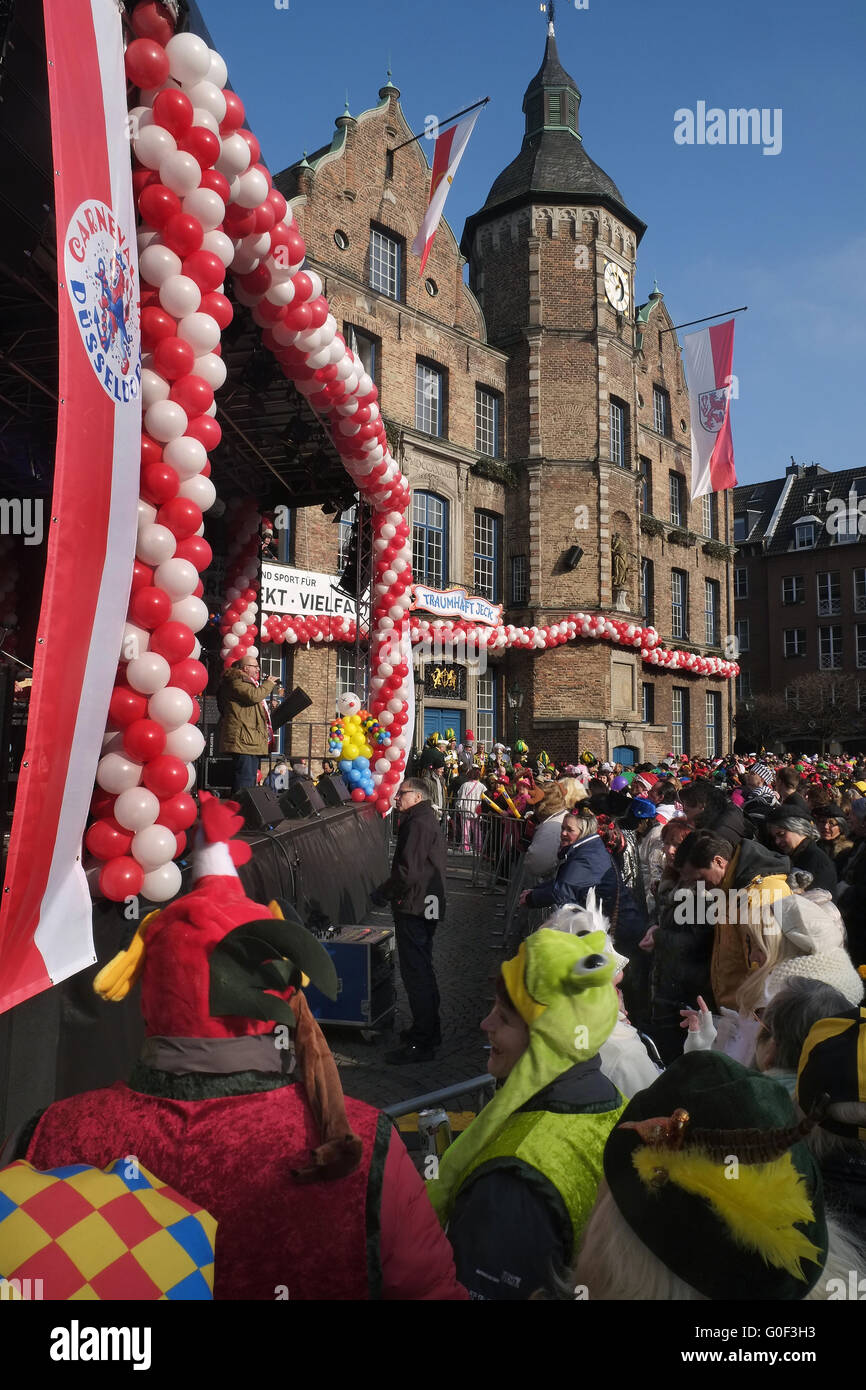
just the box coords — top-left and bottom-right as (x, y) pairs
(261, 562), (359, 619)
(411, 584), (501, 625)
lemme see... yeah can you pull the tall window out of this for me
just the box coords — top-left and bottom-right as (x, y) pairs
(794, 522), (816, 549)
(671, 569), (687, 638)
(702, 494), (717, 537)
(735, 618), (750, 652)
(855, 569), (866, 613)
(345, 325), (379, 386)
(734, 566), (748, 599)
(706, 691), (721, 757)
(639, 457), (652, 513)
(642, 682), (655, 724)
(857, 626), (866, 669)
(733, 514), (747, 542)
(609, 398), (628, 468)
(415, 360), (444, 436)
(476, 669), (496, 748)
(672, 688), (688, 756)
(817, 571), (841, 616)
(338, 505), (356, 570)
(640, 558), (654, 624)
(653, 385), (670, 437)
(736, 671), (752, 701)
(669, 472), (683, 525)
(782, 575), (805, 605)
(412, 491), (448, 588)
(475, 387), (500, 456)
(704, 578), (719, 645)
(511, 554), (528, 606)
(819, 626), (842, 670)
(474, 510), (500, 602)
(369, 227), (401, 299)
(784, 628), (806, 657)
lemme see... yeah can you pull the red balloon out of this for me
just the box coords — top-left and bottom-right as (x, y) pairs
(181, 250), (224, 294)
(255, 297), (284, 323)
(178, 126), (220, 169)
(152, 88), (194, 138)
(174, 535), (212, 571)
(130, 585), (172, 630)
(253, 201), (276, 234)
(235, 129), (261, 165)
(124, 718), (168, 761)
(193, 580), (204, 598)
(91, 788), (117, 820)
(141, 461), (179, 506)
(162, 212), (203, 258)
(140, 432), (162, 466)
(350, 788), (366, 803)
(285, 228), (306, 265)
(169, 658), (208, 696)
(132, 168), (159, 203)
(189, 698), (201, 724)
(173, 831), (188, 857)
(158, 791), (197, 831)
(142, 755), (189, 798)
(141, 307), (177, 351)
(185, 414), (221, 451)
(150, 620), (195, 664)
(130, 1), (174, 45)
(200, 291), (232, 329)
(199, 167), (231, 203)
(99, 855), (145, 902)
(140, 288), (160, 310)
(108, 684), (148, 727)
(223, 203), (256, 238)
(157, 496), (203, 540)
(170, 374), (214, 416)
(220, 90), (245, 133)
(267, 188), (288, 222)
(138, 182), (181, 230)
(308, 297), (329, 329)
(86, 816), (134, 861)
(153, 334), (195, 380)
(282, 302), (312, 333)
(124, 37), (169, 89)
(291, 271), (313, 303)
(129, 560), (155, 596)
(240, 264), (271, 296)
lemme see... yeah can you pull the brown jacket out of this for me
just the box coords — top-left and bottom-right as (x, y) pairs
(710, 840), (791, 1009)
(217, 666), (277, 755)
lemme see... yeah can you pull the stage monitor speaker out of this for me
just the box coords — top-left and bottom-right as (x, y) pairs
(316, 772), (351, 807)
(237, 785), (285, 830)
(280, 776), (326, 819)
(271, 686), (313, 732)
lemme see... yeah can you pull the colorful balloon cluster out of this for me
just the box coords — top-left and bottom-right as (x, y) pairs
(218, 497), (261, 666)
(327, 692), (393, 802)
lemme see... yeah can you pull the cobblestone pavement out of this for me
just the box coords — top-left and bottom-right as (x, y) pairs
(328, 857), (507, 1113)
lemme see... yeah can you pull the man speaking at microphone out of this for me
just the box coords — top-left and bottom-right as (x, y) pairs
(218, 655), (283, 796)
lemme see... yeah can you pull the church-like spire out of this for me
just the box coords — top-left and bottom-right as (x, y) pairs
(524, 2), (581, 140)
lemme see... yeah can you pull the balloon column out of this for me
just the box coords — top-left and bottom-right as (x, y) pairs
(218, 497), (261, 667)
(328, 692), (391, 802)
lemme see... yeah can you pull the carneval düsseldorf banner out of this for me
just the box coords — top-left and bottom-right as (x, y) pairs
(0, 0), (141, 1012)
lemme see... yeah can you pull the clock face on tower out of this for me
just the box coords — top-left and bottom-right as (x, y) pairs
(604, 260), (629, 315)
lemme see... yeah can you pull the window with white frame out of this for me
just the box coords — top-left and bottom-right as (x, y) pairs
(672, 687), (688, 756)
(782, 575), (805, 605)
(476, 669), (495, 749)
(817, 571), (841, 616)
(784, 628), (806, 657)
(338, 505), (356, 570)
(474, 510), (500, 602)
(735, 618), (750, 652)
(511, 554), (528, 606)
(412, 491), (448, 588)
(734, 566), (749, 599)
(669, 473), (683, 526)
(702, 494), (716, 538)
(857, 625), (866, 669)
(706, 691), (721, 758)
(345, 325), (379, 386)
(336, 648), (365, 705)
(369, 227), (400, 299)
(794, 522), (816, 549)
(705, 579), (719, 645)
(609, 398), (627, 467)
(653, 385), (670, 437)
(819, 626), (842, 670)
(475, 387), (500, 457)
(855, 569), (866, 613)
(671, 569), (687, 638)
(415, 360), (444, 435)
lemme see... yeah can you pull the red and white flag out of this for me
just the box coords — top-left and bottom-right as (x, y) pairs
(412, 109), (481, 274)
(683, 319), (737, 499)
(0, 0), (141, 1013)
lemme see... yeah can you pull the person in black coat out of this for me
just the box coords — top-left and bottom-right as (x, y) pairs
(373, 779), (447, 1064)
(764, 806), (837, 896)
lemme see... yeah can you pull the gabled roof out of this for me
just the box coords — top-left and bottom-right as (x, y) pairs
(734, 467), (866, 554)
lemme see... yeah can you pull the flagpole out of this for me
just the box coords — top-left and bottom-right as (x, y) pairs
(660, 306), (748, 335)
(388, 97), (490, 154)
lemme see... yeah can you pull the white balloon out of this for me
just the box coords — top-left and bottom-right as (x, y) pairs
(159, 274), (202, 318)
(159, 150), (202, 197)
(216, 132), (251, 178)
(154, 557), (199, 601)
(178, 474), (216, 511)
(242, 231), (272, 259)
(193, 352), (227, 390)
(142, 860), (183, 902)
(305, 347), (331, 369)
(138, 499), (157, 529)
(185, 764), (197, 792)
(177, 312), (220, 353)
(184, 80), (226, 124)
(97, 752), (143, 794)
(207, 50), (228, 89)
(306, 272), (323, 300)
(223, 632), (239, 649)
(101, 730), (125, 754)
(166, 31), (212, 86)
(170, 595), (209, 631)
(133, 124), (177, 171)
(137, 228), (162, 253)
(205, 401), (217, 417)
(246, 646), (258, 659)
(164, 723), (206, 761)
(145, 399), (188, 444)
(141, 367), (171, 408)
(264, 280), (296, 306)
(121, 622), (150, 660)
(191, 106), (219, 135)
(137, 523), (177, 566)
(139, 243), (182, 288)
(201, 230), (234, 268)
(148, 685), (194, 730)
(235, 167), (269, 209)
(126, 651), (171, 695)
(191, 638), (202, 660)
(182, 187), (225, 232)
(114, 786), (161, 832)
(131, 823), (178, 870)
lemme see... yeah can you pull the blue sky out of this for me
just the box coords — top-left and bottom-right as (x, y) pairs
(197, 0), (864, 488)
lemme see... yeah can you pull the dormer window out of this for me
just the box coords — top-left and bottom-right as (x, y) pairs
(794, 521), (817, 549)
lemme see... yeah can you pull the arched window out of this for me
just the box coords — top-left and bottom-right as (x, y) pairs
(412, 491), (448, 588)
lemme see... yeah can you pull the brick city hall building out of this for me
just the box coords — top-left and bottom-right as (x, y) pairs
(267, 16), (735, 764)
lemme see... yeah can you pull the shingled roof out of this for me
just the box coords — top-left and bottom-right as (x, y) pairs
(734, 465), (866, 554)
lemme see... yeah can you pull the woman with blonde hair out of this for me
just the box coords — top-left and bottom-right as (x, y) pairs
(736, 880), (863, 1017)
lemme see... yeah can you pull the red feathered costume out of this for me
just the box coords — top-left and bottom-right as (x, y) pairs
(22, 796), (466, 1300)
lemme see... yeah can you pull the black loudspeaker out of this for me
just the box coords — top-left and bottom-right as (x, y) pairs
(280, 776), (326, 819)
(237, 785), (286, 830)
(270, 686), (313, 732)
(316, 772), (351, 807)
(563, 544), (584, 571)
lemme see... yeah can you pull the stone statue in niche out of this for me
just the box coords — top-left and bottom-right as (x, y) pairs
(611, 533), (632, 612)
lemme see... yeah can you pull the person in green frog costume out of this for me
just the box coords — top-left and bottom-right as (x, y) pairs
(427, 927), (624, 1299)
